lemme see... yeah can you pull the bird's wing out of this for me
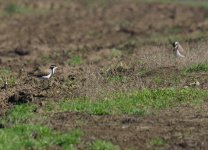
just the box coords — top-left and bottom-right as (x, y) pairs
(178, 45), (186, 56)
(34, 68), (50, 77)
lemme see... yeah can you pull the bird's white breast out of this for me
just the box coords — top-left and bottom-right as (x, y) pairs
(39, 72), (52, 79)
(176, 50), (185, 58)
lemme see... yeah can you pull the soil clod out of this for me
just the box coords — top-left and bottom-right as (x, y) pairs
(8, 91), (33, 104)
(14, 47), (30, 56)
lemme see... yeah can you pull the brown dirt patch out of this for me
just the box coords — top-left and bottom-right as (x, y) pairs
(48, 103), (208, 149)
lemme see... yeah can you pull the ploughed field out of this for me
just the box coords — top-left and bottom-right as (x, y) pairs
(0, 0), (208, 149)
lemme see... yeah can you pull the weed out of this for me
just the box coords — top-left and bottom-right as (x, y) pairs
(150, 137), (166, 146)
(90, 140), (120, 150)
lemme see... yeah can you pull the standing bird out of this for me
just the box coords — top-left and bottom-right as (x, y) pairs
(34, 64), (57, 79)
(172, 41), (186, 58)
(31, 64), (58, 89)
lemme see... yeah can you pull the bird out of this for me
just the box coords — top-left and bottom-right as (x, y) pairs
(30, 65), (58, 89)
(33, 64), (58, 79)
(172, 41), (186, 58)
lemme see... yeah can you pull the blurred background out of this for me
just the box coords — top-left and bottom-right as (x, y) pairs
(0, 0), (208, 49)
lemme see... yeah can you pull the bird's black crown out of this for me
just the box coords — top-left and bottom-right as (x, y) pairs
(50, 65), (56, 69)
(172, 41), (178, 48)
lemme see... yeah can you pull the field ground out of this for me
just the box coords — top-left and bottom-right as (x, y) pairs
(0, 0), (208, 149)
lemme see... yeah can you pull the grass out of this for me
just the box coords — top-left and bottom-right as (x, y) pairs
(79, 0), (116, 8)
(69, 55), (84, 66)
(88, 30), (102, 38)
(2, 2), (57, 17)
(144, 31), (208, 45)
(107, 75), (128, 83)
(150, 137), (166, 146)
(68, 0), (208, 9)
(165, 26), (182, 34)
(111, 48), (122, 58)
(153, 76), (163, 85)
(90, 140), (120, 150)
(0, 68), (19, 87)
(40, 54), (51, 63)
(184, 63), (208, 73)
(45, 88), (208, 115)
(140, 0), (208, 9)
(1, 104), (38, 126)
(0, 104), (83, 150)
(4, 3), (31, 15)
(0, 125), (83, 150)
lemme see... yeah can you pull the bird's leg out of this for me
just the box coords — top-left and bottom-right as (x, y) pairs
(47, 80), (50, 89)
(44, 80), (51, 95)
(43, 80), (50, 90)
(32, 78), (38, 88)
(174, 56), (178, 68)
(43, 80), (48, 89)
(40, 80), (49, 95)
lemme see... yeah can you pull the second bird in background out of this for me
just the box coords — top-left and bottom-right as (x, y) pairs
(172, 41), (186, 58)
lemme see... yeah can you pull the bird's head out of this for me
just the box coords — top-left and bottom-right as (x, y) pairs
(50, 65), (58, 73)
(172, 41), (179, 48)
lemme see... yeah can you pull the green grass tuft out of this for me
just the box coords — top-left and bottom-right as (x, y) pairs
(111, 48), (122, 58)
(0, 68), (19, 87)
(153, 76), (163, 85)
(107, 75), (128, 83)
(90, 140), (120, 150)
(0, 125), (83, 150)
(0, 104), (83, 150)
(184, 63), (208, 73)
(45, 88), (208, 115)
(69, 55), (84, 66)
(140, 0), (208, 9)
(4, 3), (30, 14)
(1, 104), (37, 125)
(150, 137), (166, 146)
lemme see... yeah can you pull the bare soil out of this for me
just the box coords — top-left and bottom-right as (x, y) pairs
(49, 103), (208, 150)
(0, 0), (208, 149)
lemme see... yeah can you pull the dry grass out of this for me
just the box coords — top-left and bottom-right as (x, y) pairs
(64, 41), (208, 100)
